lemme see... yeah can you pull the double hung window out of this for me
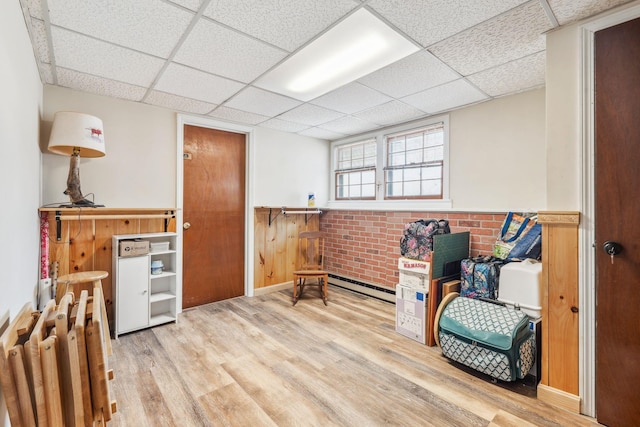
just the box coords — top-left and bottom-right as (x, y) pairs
(332, 117), (447, 203)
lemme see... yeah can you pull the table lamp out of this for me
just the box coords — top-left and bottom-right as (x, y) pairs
(47, 111), (106, 207)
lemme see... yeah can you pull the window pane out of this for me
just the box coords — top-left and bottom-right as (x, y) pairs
(350, 186), (361, 197)
(389, 152), (405, 167)
(422, 179), (441, 195)
(362, 184), (376, 197)
(389, 138), (405, 153)
(406, 149), (423, 165)
(384, 123), (444, 199)
(352, 158), (364, 169)
(404, 181), (421, 196)
(364, 143), (377, 158)
(406, 133), (423, 150)
(362, 170), (375, 184)
(351, 173), (361, 185)
(422, 165), (442, 179)
(404, 167), (421, 181)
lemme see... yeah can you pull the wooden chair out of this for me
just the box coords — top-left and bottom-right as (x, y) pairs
(292, 231), (328, 305)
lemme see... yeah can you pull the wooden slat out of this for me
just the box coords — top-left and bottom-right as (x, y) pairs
(94, 219), (116, 328)
(29, 299), (57, 426)
(40, 335), (63, 426)
(55, 293), (77, 426)
(0, 303), (38, 427)
(8, 345), (37, 426)
(86, 287), (113, 422)
(75, 291), (94, 427)
(253, 210), (267, 290)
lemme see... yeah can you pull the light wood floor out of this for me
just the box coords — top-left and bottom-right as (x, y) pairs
(108, 286), (599, 426)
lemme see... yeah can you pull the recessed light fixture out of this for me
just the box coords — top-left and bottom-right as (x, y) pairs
(255, 9), (419, 102)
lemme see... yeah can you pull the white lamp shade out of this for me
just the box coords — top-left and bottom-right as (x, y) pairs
(48, 111), (106, 157)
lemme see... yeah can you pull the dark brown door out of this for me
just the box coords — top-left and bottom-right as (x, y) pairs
(595, 17), (640, 426)
(182, 125), (245, 308)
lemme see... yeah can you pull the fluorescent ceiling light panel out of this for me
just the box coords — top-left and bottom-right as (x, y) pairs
(255, 9), (419, 102)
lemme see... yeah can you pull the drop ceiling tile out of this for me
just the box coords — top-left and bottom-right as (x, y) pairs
(51, 27), (165, 87)
(402, 79), (488, 114)
(358, 51), (460, 98)
(30, 18), (50, 64)
(40, 63), (54, 85)
(548, 0), (632, 25)
(298, 127), (347, 140)
(318, 115), (380, 135)
(368, 0), (528, 47)
(310, 82), (392, 114)
(48, 0), (194, 58)
(56, 68), (147, 101)
(429, 2), (553, 76)
(25, 0), (44, 19)
(259, 118), (311, 133)
(173, 19), (287, 83)
(354, 101), (426, 126)
(167, 0), (204, 12)
(154, 63), (245, 104)
(467, 52), (545, 97)
(278, 104), (344, 126)
(208, 106), (270, 125)
(145, 91), (217, 114)
(203, 0), (358, 52)
(224, 87), (302, 117)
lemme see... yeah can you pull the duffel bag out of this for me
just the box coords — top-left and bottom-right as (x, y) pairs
(438, 296), (536, 382)
(400, 219), (450, 261)
(460, 256), (503, 300)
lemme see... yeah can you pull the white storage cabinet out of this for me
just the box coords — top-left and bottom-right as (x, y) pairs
(113, 232), (179, 337)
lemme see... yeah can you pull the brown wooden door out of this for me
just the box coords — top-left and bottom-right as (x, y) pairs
(182, 125), (245, 308)
(595, 17), (640, 426)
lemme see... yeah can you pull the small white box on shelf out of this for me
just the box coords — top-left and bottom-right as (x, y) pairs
(150, 241), (170, 252)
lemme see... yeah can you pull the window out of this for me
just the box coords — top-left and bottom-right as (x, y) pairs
(331, 116), (449, 207)
(335, 139), (376, 200)
(384, 123), (444, 199)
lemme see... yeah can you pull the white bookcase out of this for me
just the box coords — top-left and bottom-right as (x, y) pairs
(112, 232), (179, 338)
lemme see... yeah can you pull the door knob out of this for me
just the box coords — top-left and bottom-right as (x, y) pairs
(603, 241), (622, 256)
(183, 222), (191, 230)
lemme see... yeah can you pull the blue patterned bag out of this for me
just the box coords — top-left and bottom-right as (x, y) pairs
(399, 219), (450, 261)
(460, 256), (504, 300)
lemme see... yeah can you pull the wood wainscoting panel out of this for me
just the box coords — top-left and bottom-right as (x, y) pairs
(253, 207), (320, 291)
(40, 208), (176, 329)
(538, 211), (580, 408)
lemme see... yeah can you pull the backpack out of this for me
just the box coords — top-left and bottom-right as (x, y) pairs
(399, 219), (450, 261)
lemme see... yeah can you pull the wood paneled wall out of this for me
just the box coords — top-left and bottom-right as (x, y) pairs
(538, 211), (581, 413)
(253, 207), (319, 290)
(40, 208), (176, 327)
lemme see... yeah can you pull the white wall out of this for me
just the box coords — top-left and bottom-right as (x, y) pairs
(545, 25), (582, 210)
(0, 1), (44, 425)
(42, 86), (177, 208)
(252, 126), (330, 207)
(450, 88), (546, 211)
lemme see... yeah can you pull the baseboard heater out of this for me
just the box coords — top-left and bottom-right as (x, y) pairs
(328, 274), (395, 303)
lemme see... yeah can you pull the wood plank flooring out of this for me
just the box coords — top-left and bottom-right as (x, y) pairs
(108, 286), (599, 426)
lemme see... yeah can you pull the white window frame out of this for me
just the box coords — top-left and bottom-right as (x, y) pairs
(329, 115), (452, 211)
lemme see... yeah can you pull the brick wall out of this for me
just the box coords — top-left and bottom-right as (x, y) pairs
(320, 210), (507, 288)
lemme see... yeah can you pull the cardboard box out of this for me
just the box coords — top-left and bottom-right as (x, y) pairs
(119, 240), (149, 257)
(395, 284), (428, 344)
(398, 257), (431, 275)
(399, 270), (429, 288)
